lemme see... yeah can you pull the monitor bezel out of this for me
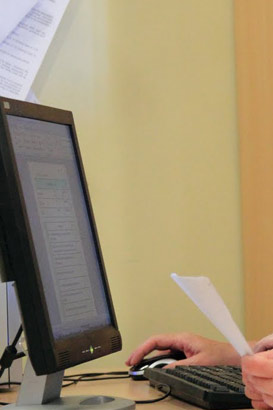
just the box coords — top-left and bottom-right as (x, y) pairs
(0, 97), (121, 375)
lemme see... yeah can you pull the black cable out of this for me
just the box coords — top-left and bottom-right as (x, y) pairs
(62, 371), (130, 385)
(11, 326), (23, 349)
(1, 367), (170, 405)
(63, 371), (129, 379)
(0, 382), (21, 406)
(62, 381), (78, 388)
(135, 384), (171, 404)
(78, 375), (130, 382)
(63, 371), (171, 404)
(0, 325), (25, 380)
(0, 382), (21, 407)
(0, 382), (21, 387)
(0, 376), (171, 406)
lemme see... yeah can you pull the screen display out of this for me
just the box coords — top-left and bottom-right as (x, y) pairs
(7, 115), (111, 340)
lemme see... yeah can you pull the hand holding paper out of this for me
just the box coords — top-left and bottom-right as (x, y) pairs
(171, 273), (253, 357)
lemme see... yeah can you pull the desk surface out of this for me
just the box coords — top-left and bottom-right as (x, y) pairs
(0, 369), (251, 410)
(62, 374), (198, 409)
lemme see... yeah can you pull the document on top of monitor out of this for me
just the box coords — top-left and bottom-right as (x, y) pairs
(0, 0), (37, 44)
(0, 0), (70, 101)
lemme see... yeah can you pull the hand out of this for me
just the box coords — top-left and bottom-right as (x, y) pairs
(125, 332), (241, 368)
(242, 350), (273, 409)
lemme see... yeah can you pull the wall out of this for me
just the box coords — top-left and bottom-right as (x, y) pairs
(32, 0), (243, 368)
(235, 0), (273, 340)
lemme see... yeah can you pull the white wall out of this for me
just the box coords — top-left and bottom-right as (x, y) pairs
(32, 0), (243, 369)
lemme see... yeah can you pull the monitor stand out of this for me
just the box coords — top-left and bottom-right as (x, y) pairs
(6, 359), (135, 410)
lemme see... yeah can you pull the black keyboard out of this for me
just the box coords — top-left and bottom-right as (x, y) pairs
(144, 365), (252, 409)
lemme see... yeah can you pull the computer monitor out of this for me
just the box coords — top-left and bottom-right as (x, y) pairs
(0, 97), (135, 409)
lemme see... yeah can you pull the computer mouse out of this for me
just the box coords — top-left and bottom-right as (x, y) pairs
(128, 351), (186, 380)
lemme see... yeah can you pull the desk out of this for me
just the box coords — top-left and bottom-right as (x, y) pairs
(0, 370), (252, 410)
(63, 374), (200, 409)
(0, 377), (194, 409)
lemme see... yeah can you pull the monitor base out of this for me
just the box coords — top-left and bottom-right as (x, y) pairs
(6, 395), (136, 409)
(11, 359), (135, 410)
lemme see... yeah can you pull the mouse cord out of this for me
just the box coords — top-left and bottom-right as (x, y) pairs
(135, 383), (171, 404)
(63, 373), (171, 404)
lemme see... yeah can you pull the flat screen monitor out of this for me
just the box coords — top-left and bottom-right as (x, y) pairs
(0, 97), (122, 377)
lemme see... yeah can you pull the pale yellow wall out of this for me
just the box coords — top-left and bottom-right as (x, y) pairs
(32, 0), (243, 368)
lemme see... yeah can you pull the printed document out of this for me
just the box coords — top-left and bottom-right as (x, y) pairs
(171, 273), (253, 356)
(0, 0), (37, 44)
(0, 0), (70, 100)
(29, 161), (97, 323)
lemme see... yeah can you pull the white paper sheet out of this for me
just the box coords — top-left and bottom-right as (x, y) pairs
(26, 89), (39, 104)
(0, 0), (38, 44)
(0, 0), (70, 100)
(171, 273), (253, 356)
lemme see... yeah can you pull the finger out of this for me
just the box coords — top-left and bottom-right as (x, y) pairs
(241, 371), (248, 386)
(126, 334), (182, 366)
(165, 352), (217, 368)
(251, 400), (272, 409)
(125, 348), (171, 366)
(242, 371), (257, 387)
(254, 335), (273, 353)
(164, 355), (202, 368)
(244, 385), (263, 401)
(154, 349), (172, 355)
(262, 393), (273, 408)
(125, 339), (159, 365)
(242, 351), (273, 377)
(247, 375), (273, 395)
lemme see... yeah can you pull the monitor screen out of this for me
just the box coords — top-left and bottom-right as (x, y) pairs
(0, 98), (121, 376)
(7, 115), (111, 340)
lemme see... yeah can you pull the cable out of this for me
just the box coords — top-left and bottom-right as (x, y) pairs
(0, 382), (20, 387)
(10, 326), (23, 349)
(0, 381), (21, 406)
(64, 371), (129, 379)
(0, 382), (21, 406)
(0, 325), (25, 380)
(135, 384), (171, 404)
(63, 372), (171, 404)
(0, 358), (171, 405)
(62, 371), (130, 385)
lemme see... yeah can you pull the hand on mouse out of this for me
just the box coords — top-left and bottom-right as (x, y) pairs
(126, 332), (241, 368)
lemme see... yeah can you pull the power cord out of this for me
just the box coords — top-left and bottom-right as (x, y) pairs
(0, 325), (25, 381)
(0, 383), (21, 406)
(63, 372), (171, 404)
(135, 384), (171, 404)
(0, 325), (25, 406)
(63, 371), (130, 385)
